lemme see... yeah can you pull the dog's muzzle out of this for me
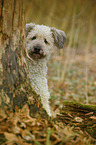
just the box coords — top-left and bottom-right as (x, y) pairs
(28, 45), (46, 60)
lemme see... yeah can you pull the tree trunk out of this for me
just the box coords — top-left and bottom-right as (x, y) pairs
(0, 0), (48, 118)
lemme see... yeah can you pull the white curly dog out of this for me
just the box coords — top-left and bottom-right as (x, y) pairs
(26, 23), (66, 116)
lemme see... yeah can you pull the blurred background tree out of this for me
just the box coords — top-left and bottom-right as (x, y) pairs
(25, 0), (96, 49)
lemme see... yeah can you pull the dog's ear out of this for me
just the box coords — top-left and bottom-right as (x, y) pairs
(26, 23), (35, 37)
(51, 27), (66, 49)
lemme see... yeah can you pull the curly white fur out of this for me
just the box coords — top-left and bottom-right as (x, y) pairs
(26, 23), (66, 116)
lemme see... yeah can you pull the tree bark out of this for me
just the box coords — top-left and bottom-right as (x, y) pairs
(0, 0), (48, 118)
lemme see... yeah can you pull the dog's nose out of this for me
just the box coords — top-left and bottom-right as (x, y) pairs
(34, 46), (41, 53)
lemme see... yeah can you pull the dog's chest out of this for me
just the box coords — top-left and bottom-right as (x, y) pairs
(26, 59), (48, 94)
(28, 60), (47, 76)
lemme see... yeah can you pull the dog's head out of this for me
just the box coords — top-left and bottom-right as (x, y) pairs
(26, 23), (66, 61)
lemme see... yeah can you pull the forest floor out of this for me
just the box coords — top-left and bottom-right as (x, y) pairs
(0, 47), (96, 145)
(48, 46), (96, 107)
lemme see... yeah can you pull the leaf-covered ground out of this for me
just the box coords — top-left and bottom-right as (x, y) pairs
(0, 104), (96, 145)
(0, 48), (96, 145)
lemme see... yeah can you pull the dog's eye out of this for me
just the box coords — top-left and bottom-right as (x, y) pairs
(31, 36), (36, 40)
(44, 39), (48, 44)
